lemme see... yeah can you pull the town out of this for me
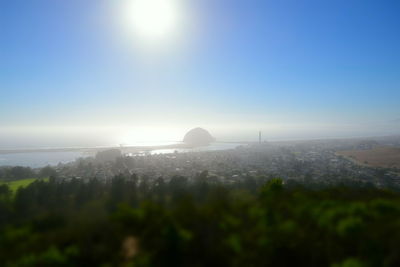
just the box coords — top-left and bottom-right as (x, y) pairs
(48, 136), (400, 189)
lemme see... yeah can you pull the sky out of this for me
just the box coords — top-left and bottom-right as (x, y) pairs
(1, 0), (400, 147)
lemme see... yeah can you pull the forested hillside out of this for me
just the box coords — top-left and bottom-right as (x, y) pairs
(1, 174), (400, 266)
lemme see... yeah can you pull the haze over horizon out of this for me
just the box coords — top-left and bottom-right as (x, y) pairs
(3, 2), (400, 265)
(1, 0), (400, 148)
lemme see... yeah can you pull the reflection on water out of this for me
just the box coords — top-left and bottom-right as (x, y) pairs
(0, 142), (241, 168)
(150, 142), (241, 155)
(0, 152), (91, 168)
(121, 141), (180, 147)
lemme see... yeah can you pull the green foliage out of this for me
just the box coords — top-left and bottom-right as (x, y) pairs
(0, 175), (400, 266)
(0, 178), (49, 193)
(0, 166), (37, 182)
(332, 258), (366, 267)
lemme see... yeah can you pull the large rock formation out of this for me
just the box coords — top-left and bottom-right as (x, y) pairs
(183, 128), (215, 146)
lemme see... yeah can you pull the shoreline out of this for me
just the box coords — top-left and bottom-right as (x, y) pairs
(0, 142), (246, 155)
(2, 134), (399, 155)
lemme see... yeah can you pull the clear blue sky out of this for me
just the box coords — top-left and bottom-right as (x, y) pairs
(1, 0), (400, 143)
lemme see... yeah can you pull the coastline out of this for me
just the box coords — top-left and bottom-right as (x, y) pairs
(0, 143), (193, 155)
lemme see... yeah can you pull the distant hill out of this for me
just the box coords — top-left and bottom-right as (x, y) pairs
(183, 128), (215, 146)
(337, 146), (400, 169)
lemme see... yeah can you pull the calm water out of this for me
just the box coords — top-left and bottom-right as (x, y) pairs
(0, 152), (91, 168)
(0, 142), (241, 168)
(150, 142), (241, 155)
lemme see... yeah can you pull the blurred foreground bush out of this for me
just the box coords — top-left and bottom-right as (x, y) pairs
(0, 176), (400, 266)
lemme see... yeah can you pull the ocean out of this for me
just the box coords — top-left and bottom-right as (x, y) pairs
(0, 142), (241, 168)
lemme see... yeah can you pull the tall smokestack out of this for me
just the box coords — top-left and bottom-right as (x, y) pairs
(259, 131), (261, 144)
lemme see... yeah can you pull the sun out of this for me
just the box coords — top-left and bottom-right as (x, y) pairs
(123, 0), (181, 42)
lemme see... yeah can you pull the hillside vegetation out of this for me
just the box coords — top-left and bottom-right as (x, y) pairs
(0, 174), (400, 266)
(0, 178), (49, 193)
(337, 146), (400, 169)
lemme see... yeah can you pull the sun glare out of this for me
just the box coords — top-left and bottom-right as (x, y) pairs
(123, 0), (181, 42)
